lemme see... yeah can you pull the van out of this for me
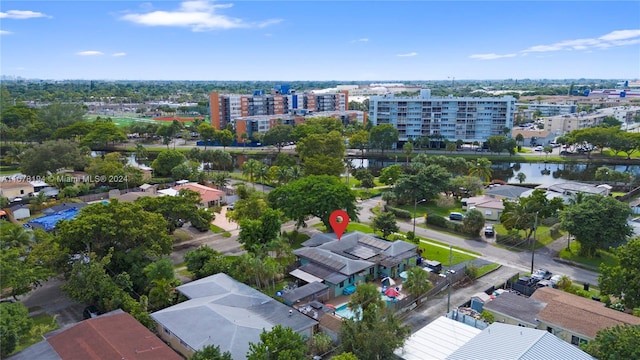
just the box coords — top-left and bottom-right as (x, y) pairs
(449, 212), (464, 221)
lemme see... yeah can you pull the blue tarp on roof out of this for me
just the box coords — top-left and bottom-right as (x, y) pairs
(28, 208), (80, 231)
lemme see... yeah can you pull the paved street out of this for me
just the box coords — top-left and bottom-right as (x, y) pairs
(357, 197), (599, 285)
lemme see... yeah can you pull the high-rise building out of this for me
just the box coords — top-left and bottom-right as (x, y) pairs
(368, 90), (515, 144)
(209, 87), (348, 130)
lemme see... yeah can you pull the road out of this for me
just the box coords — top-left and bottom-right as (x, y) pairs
(357, 197), (599, 285)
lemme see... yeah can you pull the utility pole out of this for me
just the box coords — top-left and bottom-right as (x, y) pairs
(530, 211), (538, 274)
(447, 245), (452, 313)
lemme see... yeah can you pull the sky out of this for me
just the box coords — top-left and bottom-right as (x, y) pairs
(1, 1), (639, 81)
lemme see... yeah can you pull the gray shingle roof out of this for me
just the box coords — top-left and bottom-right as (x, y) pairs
(484, 185), (531, 199)
(483, 292), (546, 326)
(446, 323), (595, 360)
(152, 273), (317, 359)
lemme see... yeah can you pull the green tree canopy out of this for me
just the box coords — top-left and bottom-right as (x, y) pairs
(402, 266), (433, 303)
(463, 209), (486, 236)
(0, 302), (33, 357)
(191, 345), (233, 360)
(561, 195), (631, 257)
(369, 124), (399, 156)
(19, 140), (89, 176)
(268, 175), (358, 229)
(372, 212), (399, 239)
(394, 164), (451, 203)
(151, 149), (187, 177)
(246, 325), (308, 360)
(583, 325), (640, 360)
(263, 125), (294, 152)
(599, 237), (640, 309)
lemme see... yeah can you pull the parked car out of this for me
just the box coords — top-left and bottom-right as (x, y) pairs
(484, 225), (495, 237)
(534, 146), (544, 152)
(536, 279), (553, 288)
(532, 269), (552, 281)
(549, 274), (563, 288)
(449, 212), (465, 221)
(227, 203), (235, 210)
(423, 260), (443, 274)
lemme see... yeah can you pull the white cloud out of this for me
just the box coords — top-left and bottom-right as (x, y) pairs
(351, 38), (369, 43)
(0, 10), (51, 19)
(120, 0), (282, 31)
(76, 51), (104, 56)
(112, 52), (127, 57)
(470, 29), (640, 60)
(397, 52), (417, 57)
(469, 53), (517, 60)
(0, 30), (12, 35)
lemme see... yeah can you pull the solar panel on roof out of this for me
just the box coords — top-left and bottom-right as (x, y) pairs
(358, 237), (391, 250)
(345, 246), (378, 260)
(303, 250), (344, 271)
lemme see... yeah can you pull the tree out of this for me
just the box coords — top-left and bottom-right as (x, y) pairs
(543, 145), (553, 158)
(216, 129), (234, 150)
(556, 275), (572, 290)
(394, 164), (451, 203)
(86, 152), (144, 188)
(81, 120), (127, 149)
(486, 135), (508, 154)
(0, 302), (33, 357)
(561, 195), (631, 257)
(583, 325), (640, 360)
(296, 131), (345, 176)
(372, 212), (399, 239)
(402, 142), (414, 164)
(331, 353), (359, 360)
(191, 345), (233, 360)
(402, 266), (433, 303)
(268, 175), (358, 230)
(56, 200), (172, 292)
(515, 133), (524, 146)
(369, 124), (399, 156)
(349, 130), (370, 160)
(238, 208), (282, 254)
(20, 140), (89, 176)
(447, 176), (484, 199)
(197, 123), (217, 144)
(445, 141), (457, 153)
(379, 165), (402, 186)
(599, 238), (640, 309)
(246, 325), (308, 360)
(242, 159), (262, 185)
(463, 209), (485, 236)
(468, 158), (493, 183)
(184, 246), (227, 279)
(339, 284), (410, 360)
(151, 149), (186, 177)
(263, 125), (294, 153)
(516, 172), (527, 184)
(143, 257), (180, 310)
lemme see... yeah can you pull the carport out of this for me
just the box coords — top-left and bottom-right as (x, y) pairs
(282, 282), (330, 306)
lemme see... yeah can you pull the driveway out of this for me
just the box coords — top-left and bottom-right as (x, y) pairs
(18, 276), (85, 330)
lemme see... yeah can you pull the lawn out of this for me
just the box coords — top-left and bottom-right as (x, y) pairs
(12, 314), (59, 355)
(476, 263), (501, 277)
(493, 223), (564, 249)
(313, 222), (376, 234)
(209, 224), (225, 233)
(418, 240), (477, 266)
(558, 241), (617, 269)
(396, 200), (463, 218)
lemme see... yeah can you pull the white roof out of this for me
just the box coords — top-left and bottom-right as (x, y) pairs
(395, 316), (482, 360)
(157, 189), (178, 196)
(29, 180), (49, 187)
(289, 269), (324, 284)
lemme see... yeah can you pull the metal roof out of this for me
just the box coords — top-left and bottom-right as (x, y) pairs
(289, 269), (324, 284)
(447, 323), (595, 360)
(394, 316), (481, 360)
(281, 282), (329, 305)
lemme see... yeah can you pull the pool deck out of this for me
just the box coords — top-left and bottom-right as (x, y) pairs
(325, 277), (407, 308)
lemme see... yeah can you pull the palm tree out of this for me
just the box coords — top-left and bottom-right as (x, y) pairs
(403, 142), (414, 165)
(276, 166), (292, 185)
(134, 143), (148, 161)
(556, 275), (572, 290)
(515, 133), (524, 148)
(211, 172), (230, 190)
(516, 172), (527, 184)
(403, 267), (433, 305)
(242, 159), (261, 185)
(469, 158), (493, 183)
(1, 226), (32, 248)
(255, 163), (270, 192)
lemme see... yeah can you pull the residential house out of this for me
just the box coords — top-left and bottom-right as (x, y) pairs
(463, 195), (504, 221)
(8, 309), (181, 360)
(483, 184), (531, 201)
(112, 191), (158, 203)
(29, 180), (50, 193)
(523, 181), (612, 204)
(530, 287), (640, 345)
(0, 181), (34, 201)
(483, 287), (640, 347)
(172, 182), (225, 208)
(446, 322), (594, 360)
(151, 273), (317, 360)
(395, 315), (483, 360)
(291, 231), (418, 298)
(8, 204), (30, 220)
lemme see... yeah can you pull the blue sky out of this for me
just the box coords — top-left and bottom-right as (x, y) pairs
(1, 1), (639, 81)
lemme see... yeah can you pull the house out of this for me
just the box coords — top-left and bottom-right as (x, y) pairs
(139, 183), (157, 193)
(523, 181), (612, 204)
(463, 195), (504, 221)
(483, 287), (640, 347)
(8, 204), (30, 220)
(151, 273), (317, 360)
(112, 191), (158, 203)
(134, 165), (153, 180)
(29, 180), (50, 192)
(483, 292), (547, 328)
(446, 322), (595, 360)
(41, 202), (87, 215)
(0, 181), (34, 201)
(530, 287), (640, 345)
(167, 182), (225, 208)
(281, 281), (330, 306)
(291, 231), (418, 298)
(8, 309), (181, 360)
(483, 184), (531, 200)
(394, 316), (483, 360)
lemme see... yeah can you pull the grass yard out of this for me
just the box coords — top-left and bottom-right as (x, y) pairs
(418, 240), (477, 266)
(313, 222), (376, 235)
(209, 224), (225, 233)
(173, 229), (193, 242)
(476, 263), (501, 277)
(13, 314), (59, 355)
(558, 241), (617, 269)
(397, 200), (463, 218)
(493, 223), (564, 249)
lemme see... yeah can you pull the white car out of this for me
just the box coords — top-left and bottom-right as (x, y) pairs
(534, 146), (544, 152)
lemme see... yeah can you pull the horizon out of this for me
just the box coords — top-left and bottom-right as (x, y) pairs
(1, 1), (639, 81)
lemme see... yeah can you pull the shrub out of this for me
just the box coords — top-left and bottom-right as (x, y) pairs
(549, 223), (562, 237)
(435, 195), (455, 208)
(480, 310), (495, 324)
(383, 205), (412, 219)
(541, 216), (560, 226)
(465, 264), (479, 280)
(426, 213), (448, 228)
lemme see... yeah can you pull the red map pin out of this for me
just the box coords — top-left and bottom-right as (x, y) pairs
(329, 209), (350, 241)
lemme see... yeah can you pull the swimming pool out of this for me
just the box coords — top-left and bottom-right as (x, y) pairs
(334, 303), (361, 320)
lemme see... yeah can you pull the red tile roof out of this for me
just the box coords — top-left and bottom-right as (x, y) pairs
(173, 183), (224, 203)
(47, 311), (181, 360)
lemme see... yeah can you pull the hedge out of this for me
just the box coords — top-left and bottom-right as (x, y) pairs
(384, 205), (412, 219)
